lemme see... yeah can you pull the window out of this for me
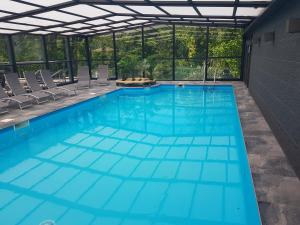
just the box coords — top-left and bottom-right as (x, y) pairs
(46, 35), (66, 61)
(144, 25), (173, 80)
(70, 36), (87, 76)
(175, 25), (207, 80)
(90, 34), (115, 79)
(0, 35), (9, 64)
(0, 35), (12, 73)
(208, 28), (243, 80)
(13, 34), (45, 75)
(116, 29), (142, 79)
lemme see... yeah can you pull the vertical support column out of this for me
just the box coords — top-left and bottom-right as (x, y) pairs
(65, 36), (74, 83)
(172, 24), (176, 81)
(205, 26), (209, 81)
(141, 26), (145, 59)
(113, 32), (118, 79)
(41, 35), (49, 70)
(240, 34), (246, 81)
(141, 26), (145, 77)
(7, 35), (17, 73)
(84, 36), (92, 78)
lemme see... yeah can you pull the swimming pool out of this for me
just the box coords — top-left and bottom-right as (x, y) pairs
(0, 85), (261, 225)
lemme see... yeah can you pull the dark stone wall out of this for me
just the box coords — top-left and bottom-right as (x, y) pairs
(247, 0), (300, 177)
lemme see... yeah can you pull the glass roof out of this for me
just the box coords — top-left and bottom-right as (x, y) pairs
(0, 0), (273, 36)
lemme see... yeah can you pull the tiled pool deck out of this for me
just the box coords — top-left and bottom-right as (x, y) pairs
(0, 81), (299, 225)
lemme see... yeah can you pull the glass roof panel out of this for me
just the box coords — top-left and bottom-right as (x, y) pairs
(86, 19), (110, 25)
(30, 31), (52, 35)
(1, 0), (40, 13)
(0, 22), (37, 30)
(47, 27), (71, 32)
(66, 23), (90, 29)
(107, 16), (133, 22)
(62, 32), (77, 35)
(93, 26), (111, 31)
(128, 19), (149, 24)
(160, 6), (198, 16)
(110, 22), (129, 28)
(239, 0), (271, 1)
(35, 11), (85, 22)
(11, 17), (61, 27)
(236, 7), (265, 16)
(76, 29), (94, 33)
(126, 6), (165, 15)
(198, 7), (234, 16)
(0, 28), (19, 34)
(21, 0), (71, 7)
(61, 4), (111, 18)
(0, 12), (11, 18)
(96, 5), (136, 14)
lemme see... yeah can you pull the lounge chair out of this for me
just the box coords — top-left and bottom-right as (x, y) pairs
(0, 86), (32, 110)
(77, 66), (91, 89)
(0, 99), (9, 114)
(4, 72), (50, 105)
(97, 65), (110, 86)
(40, 70), (77, 96)
(24, 72), (65, 101)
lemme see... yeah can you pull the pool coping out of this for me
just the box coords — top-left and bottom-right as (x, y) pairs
(0, 81), (299, 225)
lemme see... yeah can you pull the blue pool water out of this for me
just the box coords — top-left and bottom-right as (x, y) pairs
(0, 85), (261, 225)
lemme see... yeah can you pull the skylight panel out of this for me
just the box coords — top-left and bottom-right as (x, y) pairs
(110, 22), (128, 28)
(11, 17), (61, 27)
(61, 4), (111, 18)
(47, 27), (71, 32)
(126, 6), (165, 15)
(31, 31), (52, 35)
(0, 12), (11, 18)
(107, 16), (133, 22)
(86, 19), (110, 25)
(0, 22), (37, 30)
(160, 6), (198, 16)
(193, 0), (234, 1)
(96, 5), (136, 14)
(198, 7), (234, 16)
(0, 28), (19, 34)
(35, 11), (84, 22)
(62, 32), (77, 35)
(128, 20), (148, 24)
(76, 29), (94, 33)
(22, 0), (70, 6)
(66, 23), (90, 29)
(236, 7), (265, 16)
(1, 0), (39, 13)
(93, 26), (111, 31)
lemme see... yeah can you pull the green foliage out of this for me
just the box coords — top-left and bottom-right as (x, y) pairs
(0, 36), (9, 63)
(118, 54), (140, 80)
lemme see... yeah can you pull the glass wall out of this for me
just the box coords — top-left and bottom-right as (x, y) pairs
(0, 35), (11, 73)
(90, 34), (115, 79)
(144, 25), (173, 80)
(13, 34), (45, 76)
(208, 28), (243, 80)
(0, 25), (243, 84)
(46, 35), (71, 83)
(70, 36), (87, 78)
(175, 26), (207, 80)
(116, 29), (142, 80)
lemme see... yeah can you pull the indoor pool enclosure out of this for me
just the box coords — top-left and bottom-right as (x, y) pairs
(0, 1), (300, 225)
